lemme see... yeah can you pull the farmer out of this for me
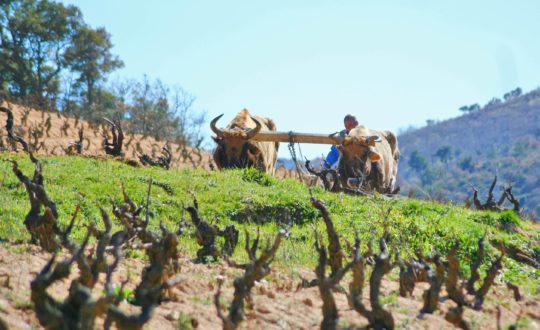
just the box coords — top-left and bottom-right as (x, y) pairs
(324, 114), (358, 168)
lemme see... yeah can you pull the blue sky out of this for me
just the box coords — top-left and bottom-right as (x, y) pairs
(61, 0), (540, 158)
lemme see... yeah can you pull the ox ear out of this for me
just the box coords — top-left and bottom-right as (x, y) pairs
(369, 151), (381, 162)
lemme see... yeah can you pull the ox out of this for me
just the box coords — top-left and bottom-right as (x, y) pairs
(337, 126), (400, 194)
(211, 109), (279, 174)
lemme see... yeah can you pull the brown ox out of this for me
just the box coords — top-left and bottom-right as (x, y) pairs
(211, 109), (279, 174)
(337, 126), (400, 194)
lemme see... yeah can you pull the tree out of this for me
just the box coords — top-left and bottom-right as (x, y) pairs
(421, 165), (443, 186)
(125, 76), (176, 138)
(469, 103), (481, 112)
(0, 0), (83, 105)
(503, 87), (522, 101)
(459, 105), (469, 113)
(458, 104), (480, 113)
(64, 25), (124, 106)
(171, 86), (206, 147)
(408, 150), (428, 173)
(433, 145), (453, 164)
(458, 155), (474, 172)
(485, 97), (501, 108)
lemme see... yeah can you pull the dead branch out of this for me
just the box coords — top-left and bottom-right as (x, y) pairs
(309, 189), (344, 275)
(63, 204), (119, 289)
(106, 181), (150, 246)
(506, 282), (522, 301)
(102, 117), (124, 156)
(470, 174), (520, 213)
(69, 126), (84, 154)
(139, 147), (172, 169)
(44, 115), (51, 137)
(398, 251), (430, 297)
(219, 224), (239, 257)
(305, 160), (340, 192)
(60, 119), (70, 137)
(313, 227), (359, 330)
(2, 155), (60, 251)
(348, 237), (397, 329)
(1, 106), (33, 154)
(105, 304), (154, 330)
(473, 243), (504, 310)
(21, 108), (30, 126)
(466, 237), (485, 294)
(216, 228), (287, 330)
(184, 192), (239, 261)
(105, 182), (182, 320)
(132, 221), (182, 307)
(515, 252), (540, 268)
(446, 240), (468, 306)
(31, 235), (123, 329)
(421, 254), (445, 313)
(29, 127), (44, 151)
(503, 175), (520, 213)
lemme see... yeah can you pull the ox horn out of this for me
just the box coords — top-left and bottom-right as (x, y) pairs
(245, 116), (262, 139)
(365, 135), (382, 146)
(210, 114), (225, 137)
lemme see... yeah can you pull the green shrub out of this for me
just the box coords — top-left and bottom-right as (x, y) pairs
(498, 210), (520, 227)
(240, 167), (278, 186)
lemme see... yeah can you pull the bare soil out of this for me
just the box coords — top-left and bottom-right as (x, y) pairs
(0, 243), (538, 329)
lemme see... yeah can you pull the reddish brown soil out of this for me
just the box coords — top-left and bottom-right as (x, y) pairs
(0, 243), (538, 329)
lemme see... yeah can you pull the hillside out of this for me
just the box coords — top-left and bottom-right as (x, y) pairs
(0, 102), (213, 169)
(397, 88), (540, 218)
(0, 154), (538, 329)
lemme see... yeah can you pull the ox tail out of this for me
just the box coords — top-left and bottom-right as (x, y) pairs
(383, 131), (399, 160)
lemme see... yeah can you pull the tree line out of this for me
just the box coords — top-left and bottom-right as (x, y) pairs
(0, 0), (204, 145)
(459, 87), (522, 113)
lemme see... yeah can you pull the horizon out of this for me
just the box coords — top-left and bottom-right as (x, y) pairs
(59, 0), (540, 159)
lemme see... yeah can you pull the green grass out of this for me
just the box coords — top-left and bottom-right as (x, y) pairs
(0, 153), (539, 290)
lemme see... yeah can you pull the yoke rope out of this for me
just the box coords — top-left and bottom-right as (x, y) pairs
(287, 131), (316, 183)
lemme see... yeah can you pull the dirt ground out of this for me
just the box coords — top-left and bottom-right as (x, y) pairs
(0, 243), (538, 329)
(1, 104), (539, 329)
(0, 102), (214, 170)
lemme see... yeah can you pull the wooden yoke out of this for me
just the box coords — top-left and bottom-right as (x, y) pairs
(248, 130), (380, 146)
(248, 131), (345, 145)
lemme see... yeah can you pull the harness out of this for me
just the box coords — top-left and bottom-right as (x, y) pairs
(287, 131), (316, 182)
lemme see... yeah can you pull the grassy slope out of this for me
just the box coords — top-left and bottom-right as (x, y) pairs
(0, 152), (538, 292)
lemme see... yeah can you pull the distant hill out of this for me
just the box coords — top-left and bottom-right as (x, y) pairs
(396, 88), (540, 219)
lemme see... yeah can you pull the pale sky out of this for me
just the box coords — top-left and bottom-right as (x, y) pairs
(60, 0), (540, 158)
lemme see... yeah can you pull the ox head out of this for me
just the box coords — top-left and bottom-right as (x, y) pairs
(338, 136), (382, 188)
(211, 114), (264, 170)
